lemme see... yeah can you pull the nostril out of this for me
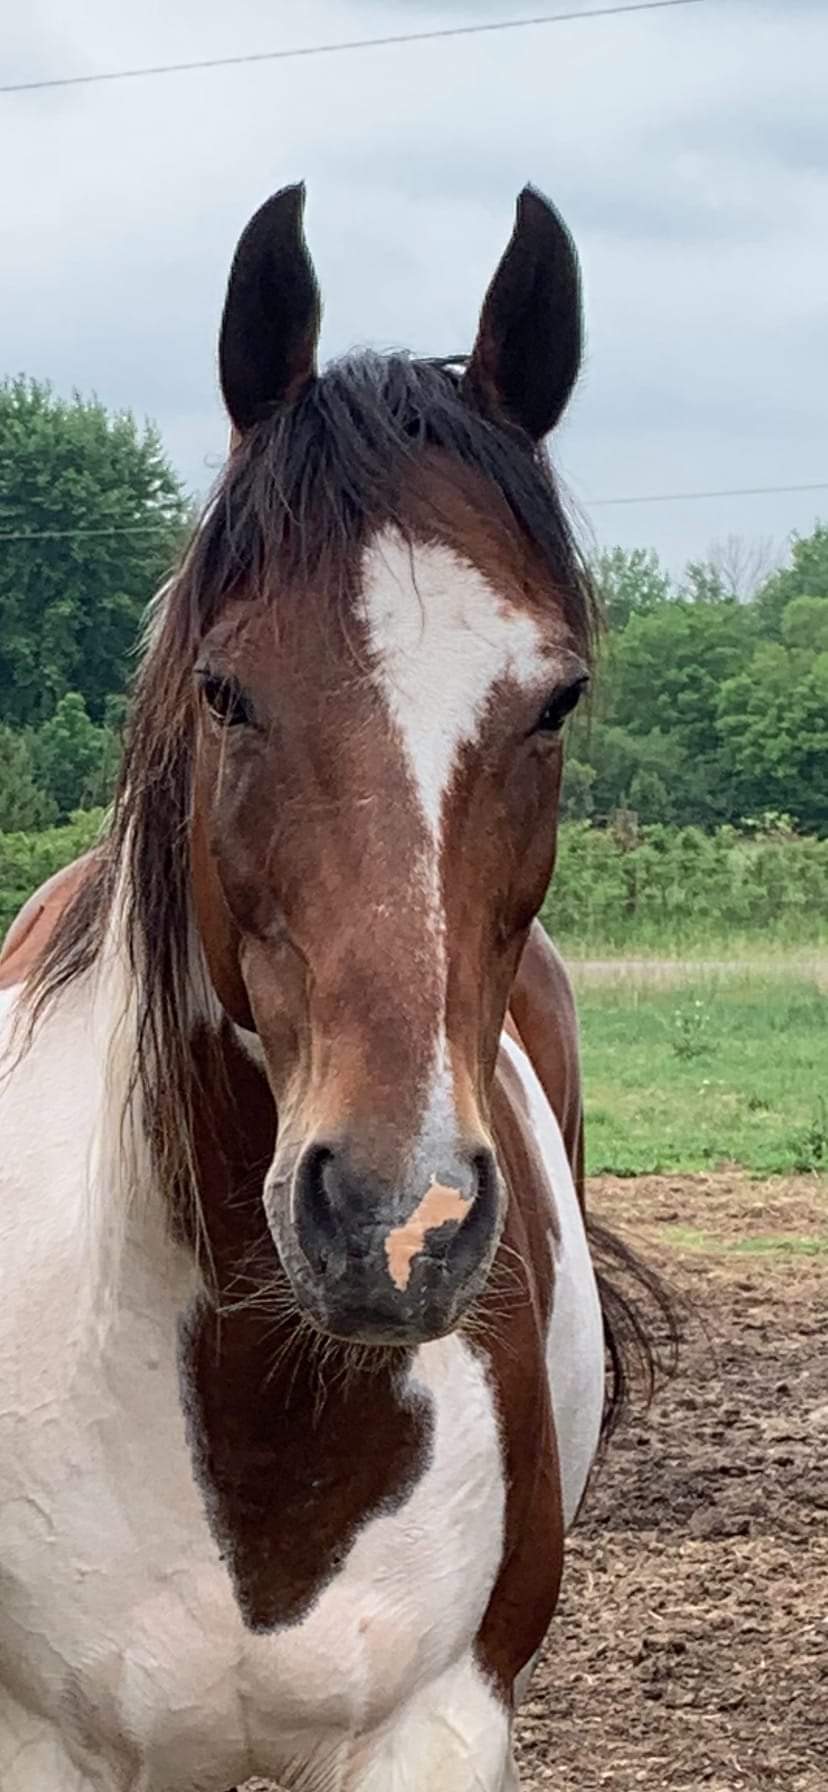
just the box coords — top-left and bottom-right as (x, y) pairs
(294, 1145), (341, 1275)
(471, 1147), (499, 1212)
(445, 1146), (501, 1278)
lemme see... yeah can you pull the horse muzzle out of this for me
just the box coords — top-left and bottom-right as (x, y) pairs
(266, 1139), (504, 1346)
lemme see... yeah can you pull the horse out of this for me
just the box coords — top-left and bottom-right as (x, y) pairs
(0, 182), (658, 1791)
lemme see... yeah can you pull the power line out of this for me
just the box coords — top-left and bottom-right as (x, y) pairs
(1, 1), (709, 98)
(0, 523), (180, 541)
(1, 478), (826, 542)
(589, 480), (828, 508)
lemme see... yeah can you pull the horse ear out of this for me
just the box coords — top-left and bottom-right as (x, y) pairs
(219, 183), (321, 433)
(463, 185), (582, 442)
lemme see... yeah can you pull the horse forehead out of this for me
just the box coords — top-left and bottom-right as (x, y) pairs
(360, 531), (550, 831)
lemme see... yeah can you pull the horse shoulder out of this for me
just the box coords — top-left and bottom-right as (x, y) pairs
(508, 921), (584, 1204)
(0, 853), (95, 991)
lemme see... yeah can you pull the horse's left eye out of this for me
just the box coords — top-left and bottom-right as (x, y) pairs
(534, 675), (589, 736)
(196, 669), (253, 728)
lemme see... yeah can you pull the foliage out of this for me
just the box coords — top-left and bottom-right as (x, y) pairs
(597, 598), (758, 823)
(781, 594), (828, 653)
(559, 524), (828, 833)
(670, 997), (714, 1060)
(544, 821), (828, 950)
(791, 1097), (828, 1175)
(0, 811), (104, 941)
(31, 691), (119, 820)
(592, 545), (671, 630)
(754, 522), (828, 639)
(0, 377), (189, 727)
(559, 755), (596, 820)
(716, 625), (828, 837)
(0, 726), (57, 831)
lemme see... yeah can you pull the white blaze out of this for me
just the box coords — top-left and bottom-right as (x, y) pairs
(361, 531), (552, 1139)
(360, 531), (547, 838)
(361, 531), (554, 1139)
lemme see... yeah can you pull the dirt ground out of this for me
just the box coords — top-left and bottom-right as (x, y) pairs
(517, 1172), (828, 1792)
(247, 1172), (827, 1791)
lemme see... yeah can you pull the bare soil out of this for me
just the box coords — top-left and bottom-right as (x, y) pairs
(247, 1173), (828, 1791)
(517, 1173), (828, 1791)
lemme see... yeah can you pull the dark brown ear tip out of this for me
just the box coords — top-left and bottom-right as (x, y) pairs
(518, 182), (546, 211)
(241, 182), (308, 247)
(516, 184), (571, 242)
(517, 183), (550, 218)
(280, 180), (307, 219)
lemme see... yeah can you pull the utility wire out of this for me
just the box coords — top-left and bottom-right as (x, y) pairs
(0, 523), (182, 541)
(1, 479), (825, 542)
(589, 480), (828, 508)
(1, 1), (709, 98)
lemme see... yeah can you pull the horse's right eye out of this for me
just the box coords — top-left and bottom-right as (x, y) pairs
(195, 669), (254, 728)
(533, 674), (589, 736)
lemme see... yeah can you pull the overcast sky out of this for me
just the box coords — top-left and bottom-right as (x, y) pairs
(3, 0), (826, 573)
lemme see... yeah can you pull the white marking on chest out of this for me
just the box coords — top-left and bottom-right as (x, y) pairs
(360, 531), (547, 837)
(0, 984), (508, 1792)
(499, 1032), (604, 1529)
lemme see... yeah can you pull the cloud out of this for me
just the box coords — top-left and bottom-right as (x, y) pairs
(2, 0), (826, 569)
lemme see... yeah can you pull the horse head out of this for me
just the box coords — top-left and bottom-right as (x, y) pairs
(128, 183), (595, 1346)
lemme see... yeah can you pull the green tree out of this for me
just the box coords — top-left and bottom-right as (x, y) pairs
(755, 522), (828, 640)
(628, 767), (671, 823)
(781, 594), (828, 654)
(681, 560), (728, 605)
(560, 756), (596, 820)
(600, 599), (758, 824)
(0, 726), (57, 831)
(717, 645), (828, 835)
(0, 377), (189, 726)
(32, 691), (117, 820)
(592, 546), (672, 631)
(0, 810), (104, 942)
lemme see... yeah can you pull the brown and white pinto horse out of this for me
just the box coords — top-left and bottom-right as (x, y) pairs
(0, 184), (645, 1791)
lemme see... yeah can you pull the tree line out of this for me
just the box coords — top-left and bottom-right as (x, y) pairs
(3, 808), (826, 951)
(1, 376), (827, 838)
(0, 377), (188, 828)
(565, 536), (828, 837)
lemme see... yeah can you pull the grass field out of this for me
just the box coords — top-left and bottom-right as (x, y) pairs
(576, 973), (827, 1177)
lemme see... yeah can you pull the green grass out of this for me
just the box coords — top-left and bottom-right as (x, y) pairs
(658, 1227), (828, 1255)
(560, 936), (828, 969)
(579, 976), (828, 1176)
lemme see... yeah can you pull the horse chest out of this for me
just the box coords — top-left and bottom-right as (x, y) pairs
(0, 1178), (506, 1785)
(0, 985), (599, 1790)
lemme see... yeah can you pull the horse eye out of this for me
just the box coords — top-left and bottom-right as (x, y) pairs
(196, 669), (253, 728)
(534, 675), (589, 736)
